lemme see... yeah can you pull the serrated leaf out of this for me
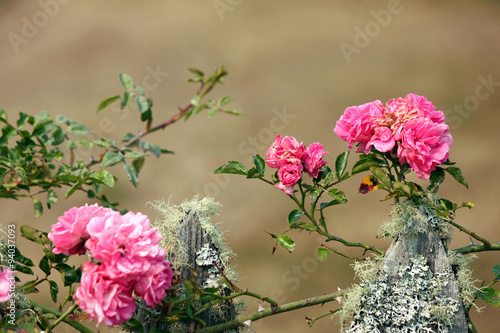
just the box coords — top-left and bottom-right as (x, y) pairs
(352, 156), (386, 175)
(0, 109), (7, 123)
(15, 167), (26, 182)
(65, 178), (87, 198)
(49, 280), (58, 303)
(253, 154), (265, 175)
(335, 151), (349, 180)
(47, 189), (58, 205)
(97, 95), (121, 112)
(429, 167), (445, 188)
(288, 209), (303, 225)
(124, 164), (139, 187)
(89, 169), (115, 188)
(55, 263), (77, 286)
(318, 247), (332, 262)
(20, 225), (43, 245)
(39, 257), (51, 276)
(214, 161), (248, 175)
(100, 151), (124, 167)
(132, 157), (145, 174)
(32, 197), (43, 218)
(477, 287), (500, 307)
(328, 188), (347, 202)
(493, 265), (500, 281)
(444, 166), (469, 189)
(119, 73), (133, 92)
(277, 235), (295, 253)
(14, 247), (34, 267)
(370, 166), (391, 186)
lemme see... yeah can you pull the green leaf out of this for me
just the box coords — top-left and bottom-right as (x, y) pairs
(132, 157), (145, 174)
(224, 109), (245, 116)
(100, 151), (124, 167)
(65, 178), (87, 198)
(439, 198), (457, 211)
(0, 109), (7, 123)
(47, 189), (58, 206)
(352, 156), (386, 175)
(393, 181), (412, 196)
(253, 154), (265, 175)
(55, 263), (77, 286)
(370, 166), (391, 186)
(429, 167), (446, 188)
(136, 96), (149, 113)
(124, 163), (139, 187)
(121, 91), (131, 109)
(15, 167), (27, 182)
(94, 137), (117, 148)
(288, 209), (303, 225)
(20, 225), (43, 245)
(134, 85), (145, 96)
(335, 151), (349, 180)
(32, 197), (43, 218)
(246, 167), (262, 179)
(51, 125), (65, 145)
(97, 95), (120, 112)
(462, 202), (475, 209)
(49, 280), (58, 303)
(119, 73), (133, 92)
(39, 257), (51, 276)
(124, 151), (148, 159)
(328, 188), (347, 202)
(17, 112), (30, 128)
(14, 247), (34, 267)
(444, 166), (469, 189)
(149, 143), (162, 157)
(89, 170), (115, 188)
(318, 247), (332, 262)
(276, 235), (295, 253)
(67, 123), (91, 136)
(493, 265), (500, 281)
(208, 108), (218, 118)
(477, 287), (500, 307)
(15, 264), (34, 275)
(75, 139), (93, 149)
(214, 161), (248, 175)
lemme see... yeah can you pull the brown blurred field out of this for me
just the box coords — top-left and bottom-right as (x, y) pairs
(1, 1), (500, 332)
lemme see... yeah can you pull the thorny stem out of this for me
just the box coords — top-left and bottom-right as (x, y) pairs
(306, 308), (341, 327)
(29, 300), (93, 333)
(47, 303), (79, 333)
(448, 221), (491, 247)
(452, 242), (500, 255)
(196, 289), (347, 333)
(321, 243), (363, 261)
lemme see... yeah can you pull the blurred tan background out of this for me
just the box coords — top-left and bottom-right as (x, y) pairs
(1, 1), (500, 332)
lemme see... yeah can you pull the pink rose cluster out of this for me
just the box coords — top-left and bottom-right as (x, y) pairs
(334, 94), (453, 179)
(48, 204), (173, 326)
(0, 267), (13, 303)
(266, 135), (328, 194)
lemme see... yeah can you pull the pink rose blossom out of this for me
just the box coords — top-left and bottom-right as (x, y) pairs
(303, 143), (328, 178)
(366, 126), (396, 153)
(334, 101), (384, 153)
(48, 204), (112, 255)
(134, 261), (173, 308)
(266, 135), (306, 168)
(74, 263), (136, 326)
(86, 211), (165, 280)
(275, 163), (303, 194)
(0, 268), (13, 303)
(397, 118), (453, 179)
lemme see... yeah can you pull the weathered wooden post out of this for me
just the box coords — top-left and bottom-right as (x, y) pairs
(344, 197), (472, 332)
(137, 197), (242, 332)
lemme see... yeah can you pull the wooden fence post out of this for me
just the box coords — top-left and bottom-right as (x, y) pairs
(137, 198), (241, 332)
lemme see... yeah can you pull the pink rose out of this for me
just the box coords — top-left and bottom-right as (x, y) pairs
(86, 211), (165, 280)
(334, 101), (384, 153)
(134, 261), (173, 308)
(74, 263), (136, 326)
(275, 163), (303, 194)
(48, 204), (112, 255)
(366, 126), (396, 153)
(266, 135), (306, 168)
(303, 143), (328, 178)
(397, 118), (453, 179)
(0, 268), (13, 303)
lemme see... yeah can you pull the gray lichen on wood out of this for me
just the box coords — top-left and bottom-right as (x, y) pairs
(136, 197), (244, 332)
(343, 196), (471, 332)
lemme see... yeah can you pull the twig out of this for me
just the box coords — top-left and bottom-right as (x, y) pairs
(196, 289), (347, 333)
(29, 300), (93, 333)
(448, 221), (491, 247)
(452, 242), (500, 254)
(306, 308), (341, 327)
